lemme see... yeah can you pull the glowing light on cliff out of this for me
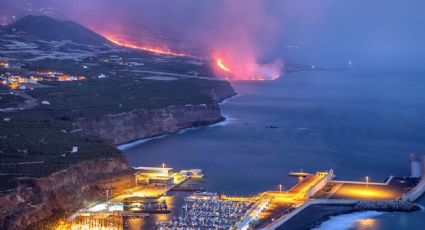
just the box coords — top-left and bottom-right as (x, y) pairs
(104, 35), (189, 57)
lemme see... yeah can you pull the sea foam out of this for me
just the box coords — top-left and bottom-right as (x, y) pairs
(117, 114), (236, 150)
(313, 211), (383, 230)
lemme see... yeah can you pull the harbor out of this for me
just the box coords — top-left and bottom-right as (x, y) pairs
(58, 154), (425, 229)
(157, 192), (254, 229)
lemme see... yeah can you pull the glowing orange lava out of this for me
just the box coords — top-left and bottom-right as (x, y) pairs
(212, 52), (282, 81)
(216, 59), (231, 72)
(104, 35), (188, 57)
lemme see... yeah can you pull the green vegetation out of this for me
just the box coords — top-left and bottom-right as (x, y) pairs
(0, 22), (233, 192)
(0, 92), (25, 108)
(28, 77), (216, 118)
(0, 107), (120, 190)
(0, 71), (231, 191)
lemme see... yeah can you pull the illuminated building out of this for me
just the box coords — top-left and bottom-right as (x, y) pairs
(123, 196), (168, 213)
(134, 166), (174, 186)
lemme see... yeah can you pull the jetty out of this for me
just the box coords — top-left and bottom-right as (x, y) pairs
(256, 156), (425, 229)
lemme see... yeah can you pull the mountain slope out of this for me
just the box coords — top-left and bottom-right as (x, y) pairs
(8, 15), (110, 45)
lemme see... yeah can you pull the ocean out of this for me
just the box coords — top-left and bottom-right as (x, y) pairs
(123, 70), (425, 229)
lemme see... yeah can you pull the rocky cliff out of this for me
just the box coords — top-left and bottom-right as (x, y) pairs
(77, 103), (225, 145)
(200, 80), (237, 103)
(0, 156), (135, 230)
(0, 80), (236, 229)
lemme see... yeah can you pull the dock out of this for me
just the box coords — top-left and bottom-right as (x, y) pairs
(257, 156), (425, 229)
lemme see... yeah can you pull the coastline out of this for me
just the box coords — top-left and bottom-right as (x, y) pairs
(117, 111), (237, 151)
(118, 94), (239, 151)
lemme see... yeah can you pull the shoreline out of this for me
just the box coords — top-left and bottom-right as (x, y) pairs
(117, 95), (239, 151)
(117, 114), (236, 151)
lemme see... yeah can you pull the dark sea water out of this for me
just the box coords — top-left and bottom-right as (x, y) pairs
(123, 70), (425, 229)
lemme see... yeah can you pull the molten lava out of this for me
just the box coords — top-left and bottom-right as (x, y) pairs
(213, 57), (282, 81)
(216, 59), (231, 72)
(104, 35), (189, 57)
(103, 33), (281, 81)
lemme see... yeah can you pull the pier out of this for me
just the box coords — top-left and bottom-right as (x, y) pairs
(65, 165), (205, 229)
(258, 156), (425, 230)
(63, 157), (425, 230)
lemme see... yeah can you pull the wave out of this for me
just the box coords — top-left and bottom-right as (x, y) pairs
(117, 114), (236, 150)
(117, 134), (169, 150)
(219, 94), (240, 105)
(312, 211), (383, 230)
(209, 113), (237, 127)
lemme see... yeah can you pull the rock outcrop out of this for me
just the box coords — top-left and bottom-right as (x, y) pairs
(77, 103), (225, 145)
(0, 156), (135, 230)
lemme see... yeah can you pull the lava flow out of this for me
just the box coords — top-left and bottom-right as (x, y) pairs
(104, 35), (189, 57)
(213, 57), (282, 81)
(216, 59), (231, 72)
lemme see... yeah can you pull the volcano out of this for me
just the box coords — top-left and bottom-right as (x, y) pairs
(9, 15), (110, 45)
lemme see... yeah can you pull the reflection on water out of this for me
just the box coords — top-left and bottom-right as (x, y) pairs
(124, 192), (189, 230)
(356, 217), (378, 229)
(71, 213), (123, 230)
(313, 211), (382, 230)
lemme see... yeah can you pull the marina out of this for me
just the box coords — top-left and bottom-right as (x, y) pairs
(61, 155), (425, 229)
(157, 192), (254, 229)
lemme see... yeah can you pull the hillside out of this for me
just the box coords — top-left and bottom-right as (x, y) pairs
(8, 15), (110, 45)
(0, 15), (236, 191)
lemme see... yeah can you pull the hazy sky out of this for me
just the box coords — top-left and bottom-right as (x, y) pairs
(1, 0), (424, 71)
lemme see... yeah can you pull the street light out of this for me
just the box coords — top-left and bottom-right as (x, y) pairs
(162, 163), (165, 169)
(365, 176), (369, 188)
(279, 184), (282, 193)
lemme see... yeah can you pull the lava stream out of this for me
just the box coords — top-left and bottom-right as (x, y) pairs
(105, 35), (189, 57)
(216, 59), (231, 72)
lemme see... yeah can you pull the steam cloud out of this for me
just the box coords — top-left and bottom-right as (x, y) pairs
(2, 1), (424, 72)
(0, 0), (286, 80)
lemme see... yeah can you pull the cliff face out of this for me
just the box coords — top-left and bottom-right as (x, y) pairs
(0, 157), (135, 230)
(0, 81), (236, 229)
(201, 80), (237, 103)
(78, 103), (224, 145)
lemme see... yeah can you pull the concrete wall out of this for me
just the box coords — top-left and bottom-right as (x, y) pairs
(259, 199), (358, 230)
(332, 175), (394, 186)
(403, 155), (425, 201)
(403, 176), (425, 202)
(307, 170), (334, 198)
